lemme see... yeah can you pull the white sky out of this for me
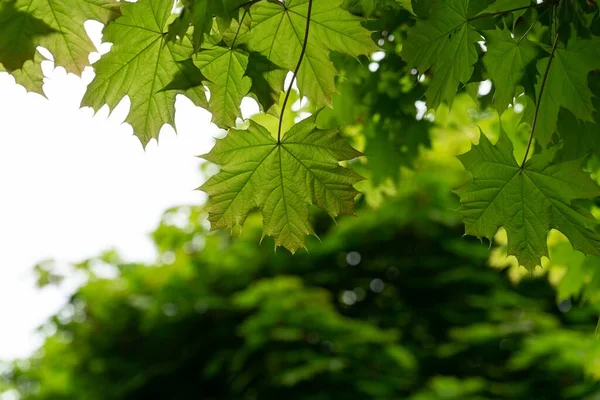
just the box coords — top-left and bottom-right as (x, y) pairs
(0, 22), (228, 359)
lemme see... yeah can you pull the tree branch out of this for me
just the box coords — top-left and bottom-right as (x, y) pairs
(517, 6), (550, 44)
(520, 31), (560, 168)
(277, 0), (313, 143)
(231, 9), (248, 48)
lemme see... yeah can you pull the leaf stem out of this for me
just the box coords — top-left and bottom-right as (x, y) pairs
(231, 9), (248, 48)
(277, 0), (313, 144)
(517, 6), (550, 44)
(520, 31), (560, 168)
(468, 2), (547, 22)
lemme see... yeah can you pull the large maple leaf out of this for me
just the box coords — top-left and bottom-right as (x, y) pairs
(82, 0), (207, 145)
(457, 131), (600, 270)
(201, 113), (363, 252)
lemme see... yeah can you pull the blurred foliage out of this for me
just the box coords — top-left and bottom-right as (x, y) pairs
(5, 137), (600, 398)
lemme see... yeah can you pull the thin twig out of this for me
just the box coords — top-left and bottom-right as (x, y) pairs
(468, 2), (547, 22)
(277, 0), (313, 143)
(517, 7), (550, 44)
(520, 31), (560, 168)
(231, 9), (248, 48)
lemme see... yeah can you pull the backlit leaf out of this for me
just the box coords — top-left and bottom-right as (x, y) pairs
(0, 0), (53, 72)
(82, 0), (206, 145)
(201, 113), (363, 252)
(7, 0), (120, 74)
(457, 131), (600, 270)
(194, 46), (252, 127)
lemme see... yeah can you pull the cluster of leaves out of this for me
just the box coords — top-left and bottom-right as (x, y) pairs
(403, 0), (600, 270)
(1, 0), (600, 268)
(4, 180), (600, 399)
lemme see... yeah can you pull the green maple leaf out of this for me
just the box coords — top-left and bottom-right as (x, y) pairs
(0, 52), (45, 94)
(203, 17), (287, 115)
(557, 107), (600, 161)
(0, 1), (53, 72)
(82, 0), (207, 145)
(193, 46), (252, 128)
(457, 131), (600, 270)
(556, 0), (592, 43)
(244, 50), (287, 113)
(3, 0), (120, 76)
(171, 0), (215, 49)
(402, 0), (486, 108)
(239, 0), (377, 107)
(483, 27), (538, 113)
(168, 0), (246, 50)
(159, 58), (208, 108)
(557, 80), (600, 160)
(534, 35), (600, 146)
(201, 113), (363, 252)
(0, 0), (118, 92)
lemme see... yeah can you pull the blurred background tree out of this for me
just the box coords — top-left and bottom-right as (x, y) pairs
(3, 1), (600, 399)
(4, 169), (600, 399)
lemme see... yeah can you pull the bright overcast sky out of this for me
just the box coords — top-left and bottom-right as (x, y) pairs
(0, 21), (231, 360)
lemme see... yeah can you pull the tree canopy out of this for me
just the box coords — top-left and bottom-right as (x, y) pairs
(1, 0), (599, 269)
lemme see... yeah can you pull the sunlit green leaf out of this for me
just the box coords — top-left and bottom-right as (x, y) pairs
(194, 46), (252, 127)
(83, 0), (206, 145)
(0, 0), (53, 72)
(9, 0), (119, 74)
(457, 131), (600, 270)
(201, 113), (363, 252)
